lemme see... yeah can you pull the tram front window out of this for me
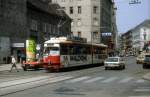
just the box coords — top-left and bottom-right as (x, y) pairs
(44, 47), (60, 56)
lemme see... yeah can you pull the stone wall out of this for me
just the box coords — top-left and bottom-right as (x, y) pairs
(0, 37), (10, 64)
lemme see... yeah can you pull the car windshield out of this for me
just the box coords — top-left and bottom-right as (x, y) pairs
(105, 57), (119, 62)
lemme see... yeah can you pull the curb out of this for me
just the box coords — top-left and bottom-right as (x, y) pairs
(0, 64), (23, 72)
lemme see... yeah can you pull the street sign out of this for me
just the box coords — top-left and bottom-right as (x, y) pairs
(129, 0), (141, 4)
(101, 32), (112, 36)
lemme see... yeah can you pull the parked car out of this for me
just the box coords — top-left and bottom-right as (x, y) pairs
(142, 54), (150, 68)
(104, 57), (125, 70)
(136, 54), (145, 64)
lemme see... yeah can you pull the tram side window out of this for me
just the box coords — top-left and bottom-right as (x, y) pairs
(80, 47), (87, 54)
(86, 45), (91, 54)
(68, 46), (73, 55)
(93, 47), (99, 54)
(68, 45), (81, 55)
(75, 45), (81, 54)
(60, 44), (69, 55)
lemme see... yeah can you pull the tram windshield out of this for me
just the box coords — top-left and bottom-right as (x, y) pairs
(44, 47), (60, 56)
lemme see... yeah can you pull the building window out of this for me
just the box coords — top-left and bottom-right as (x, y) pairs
(0, 0), (3, 8)
(70, 6), (73, 14)
(78, 6), (82, 14)
(78, 32), (81, 37)
(71, 20), (74, 26)
(93, 18), (98, 26)
(47, 24), (51, 33)
(43, 23), (47, 32)
(93, 32), (98, 39)
(53, 0), (57, 3)
(61, 0), (65, 2)
(30, 19), (38, 31)
(61, 7), (66, 10)
(71, 32), (73, 36)
(77, 19), (82, 26)
(0, 39), (2, 51)
(93, 6), (98, 14)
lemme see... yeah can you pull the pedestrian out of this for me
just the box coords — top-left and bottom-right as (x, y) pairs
(9, 55), (19, 72)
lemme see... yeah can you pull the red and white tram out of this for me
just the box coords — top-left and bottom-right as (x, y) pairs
(43, 37), (108, 71)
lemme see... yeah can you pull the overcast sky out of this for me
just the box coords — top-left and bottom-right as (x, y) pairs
(114, 0), (150, 33)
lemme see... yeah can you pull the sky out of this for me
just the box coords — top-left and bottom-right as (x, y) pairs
(114, 0), (150, 33)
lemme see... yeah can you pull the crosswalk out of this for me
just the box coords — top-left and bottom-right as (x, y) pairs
(128, 87), (150, 97)
(1, 74), (149, 97)
(65, 76), (147, 84)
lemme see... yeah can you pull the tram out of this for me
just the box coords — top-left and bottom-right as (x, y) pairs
(43, 37), (108, 71)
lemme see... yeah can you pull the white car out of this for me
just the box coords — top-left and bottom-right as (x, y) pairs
(136, 54), (145, 64)
(104, 57), (125, 70)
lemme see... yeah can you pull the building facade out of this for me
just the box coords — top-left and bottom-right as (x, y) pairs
(51, 0), (116, 45)
(121, 20), (150, 56)
(132, 20), (150, 55)
(0, 0), (71, 63)
(121, 30), (133, 55)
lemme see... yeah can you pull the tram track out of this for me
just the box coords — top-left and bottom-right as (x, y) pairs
(0, 75), (72, 96)
(0, 65), (105, 96)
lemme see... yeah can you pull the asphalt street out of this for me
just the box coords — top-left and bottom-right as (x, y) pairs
(0, 56), (150, 97)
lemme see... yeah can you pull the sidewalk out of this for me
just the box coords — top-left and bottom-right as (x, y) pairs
(0, 63), (22, 72)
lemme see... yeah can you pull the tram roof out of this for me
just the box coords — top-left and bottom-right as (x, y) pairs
(44, 37), (107, 48)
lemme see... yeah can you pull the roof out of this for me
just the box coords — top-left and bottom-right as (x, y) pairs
(132, 20), (150, 30)
(27, 0), (71, 20)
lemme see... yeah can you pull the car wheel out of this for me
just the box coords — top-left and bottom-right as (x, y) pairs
(122, 65), (125, 69)
(105, 67), (108, 70)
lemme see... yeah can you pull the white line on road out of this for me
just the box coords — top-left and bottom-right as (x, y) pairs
(119, 77), (133, 83)
(0, 75), (73, 96)
(84, 77), (104, 83)
(101, 77), (118, 83)
(0, 76), (51, 88)
(66, 76), (90, 83)
(136, 79), (145, 83)
(134, 89), (150, 92)
(129, 96), (150, 97)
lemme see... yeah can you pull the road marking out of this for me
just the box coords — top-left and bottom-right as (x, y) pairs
(48, 76), (73, 83)
(84, 77), (104, 83)
(136, 79), (145, 83)
(119, 77), (133, 83)
(0, 75), (73, 96)
(0, 76), (50, 88)
(101, 77), (118, 83)
(134, 87), (150, 92)
(66, 76), (90, 83)
(129, 96), (150, 97)
(134, 89), (150, 92)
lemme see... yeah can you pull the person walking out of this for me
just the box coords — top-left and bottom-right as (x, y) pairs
(9, 55), (19, 72)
